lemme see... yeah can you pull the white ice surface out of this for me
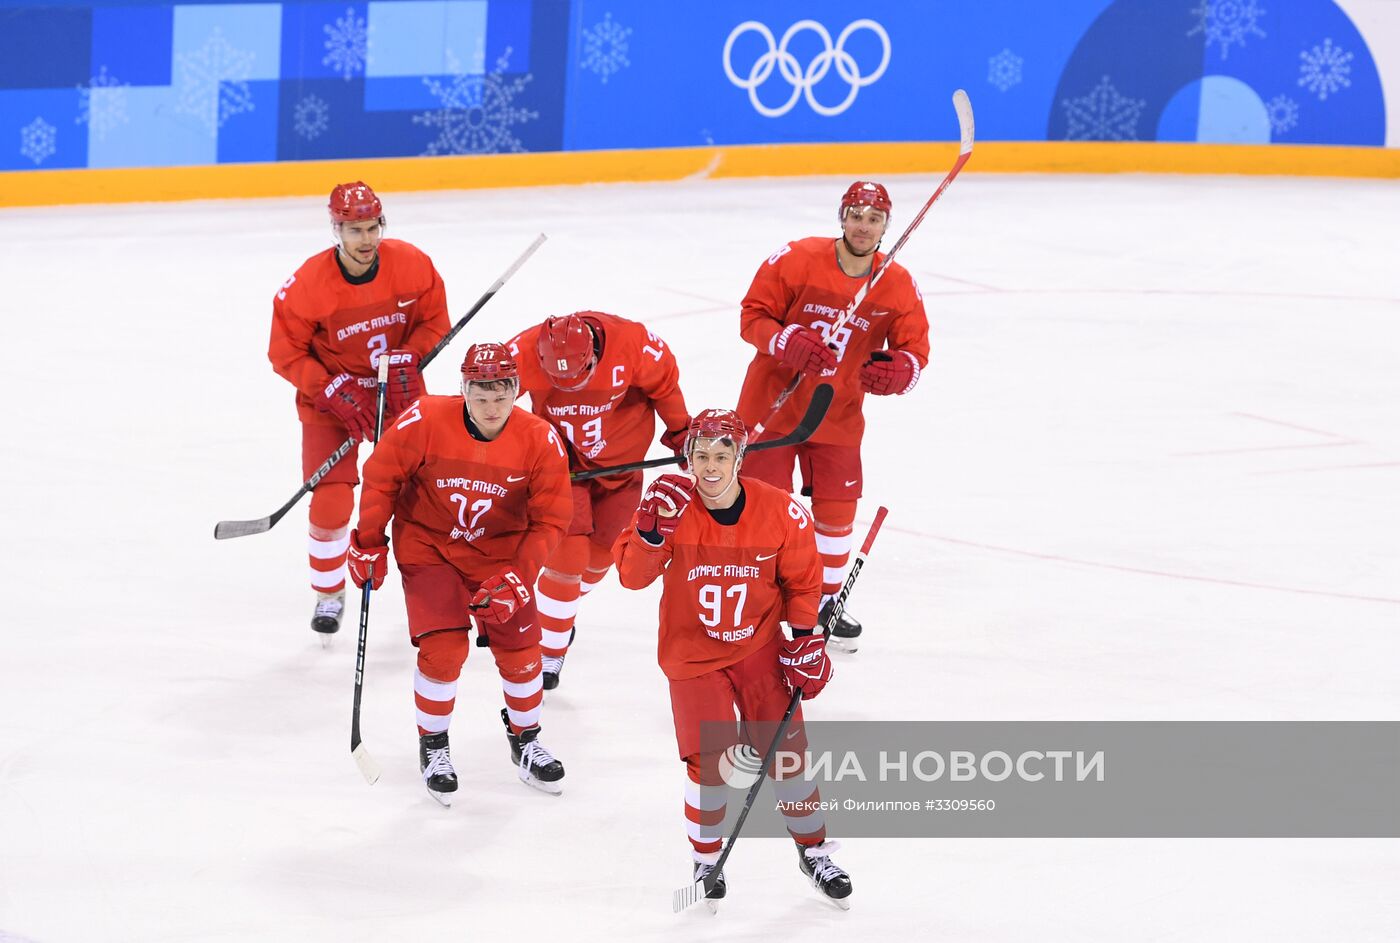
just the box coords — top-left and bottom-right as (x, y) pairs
(1, 172), (1398, 942)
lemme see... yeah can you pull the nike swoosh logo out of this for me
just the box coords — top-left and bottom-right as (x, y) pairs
(844, 479), (858, 488)
(870, 309), (890, 317)
(507, 474), (527, 482)
(756, 552), (777, 561)
(786, 728), (801, 740)
(397, 298), (416, 308)
(608, 391), (625, 401)
(519, 624), (532, 634)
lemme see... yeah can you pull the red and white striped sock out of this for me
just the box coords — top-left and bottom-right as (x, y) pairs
(579, 541), (614, 597)
(308, 524), (349, 595)
(772, 776), (827, 846)
(415, 632), (469, 736)
(307, 482), (354, 595)
(414, 668), (457, 736)
(812, 498), (858, 599)
(536, 567), (581, 658)
(684, 756), (727, 858)
(496, 645), (543, 732)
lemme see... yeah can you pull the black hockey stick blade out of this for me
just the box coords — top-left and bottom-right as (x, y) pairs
(570, 383), (834, 481)
(763, 380), (833, 447)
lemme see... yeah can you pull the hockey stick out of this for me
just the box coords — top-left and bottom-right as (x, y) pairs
(671, 506), (889, 914)
(569, 383), (834, 482)
(349, 355), (392, 786)
(750, 89), (975, 440)
(213, 233), (548, 540)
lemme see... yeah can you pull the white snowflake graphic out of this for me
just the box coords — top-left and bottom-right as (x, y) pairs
(19, 116), (56, 165)
(1188, 0), (1266, 60)
(413, 48), (538, 155)
(580, 12), (631, 83)
(174, 28), (256, 136)
(1265, 94), (1299, 135)
(76, 66), (130, 142)
(987, 48), (1023, 92)
(1062, 76), (1146, 141)
(1298, 37), (1352, 101)
(323, 7), (369, 81)
(293, 94), (330, 139)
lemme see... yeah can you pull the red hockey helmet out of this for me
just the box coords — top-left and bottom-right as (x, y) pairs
(328, 181), (384, 223)
(536, 313), (597, 390)
(839, 180), (892, 222)
(685, 408), (749, 458)
(461, 342), (519, 386)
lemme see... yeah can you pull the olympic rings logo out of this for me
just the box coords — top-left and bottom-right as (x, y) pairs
(722, 19), (891, 118)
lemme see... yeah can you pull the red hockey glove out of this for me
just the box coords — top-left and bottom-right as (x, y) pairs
(779, 635), (833, 699)
(774, 324), (838, 377)
(347, 529), (388, 590)
(384, 349), (425, 417)
(470, 568), (532, 625)
(859, 350), (920, 396)
(316, 372), (377, 441)
(659, 423), (689, 454)
(635, 474), (695, 543)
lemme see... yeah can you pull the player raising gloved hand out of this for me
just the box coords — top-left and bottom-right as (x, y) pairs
(316, 372), (377, 441)
(346, 529), (388, 589)
(774, 323), (838, 377)
(384, 348), (425, 417)
(613, 406), (854, 908)
(859, 349), (921, 396)
(635, 473), (696, 543)
(778, 633), (833, 699)
(471, 568), (533, 625)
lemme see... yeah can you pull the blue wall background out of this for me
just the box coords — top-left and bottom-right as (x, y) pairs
(0, 0), (1387, 170)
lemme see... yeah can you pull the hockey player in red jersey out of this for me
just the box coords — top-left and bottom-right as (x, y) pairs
(735, 181), (929, 652)
(614, 410), (853, 908)
(507, 312), (690, 689)
(346, 343), (572, 805)
(268, 181), (450, 639)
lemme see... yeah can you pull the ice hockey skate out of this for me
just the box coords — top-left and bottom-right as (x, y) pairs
(501, 708), (565, 795)
(693, 859), (726, 914)
(542, 627), (575, 691)
(311, 590), (345, 645)
(797, 840), (852, 909)
(418, 732), (458, 807)
(819, 595), (862, 653)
